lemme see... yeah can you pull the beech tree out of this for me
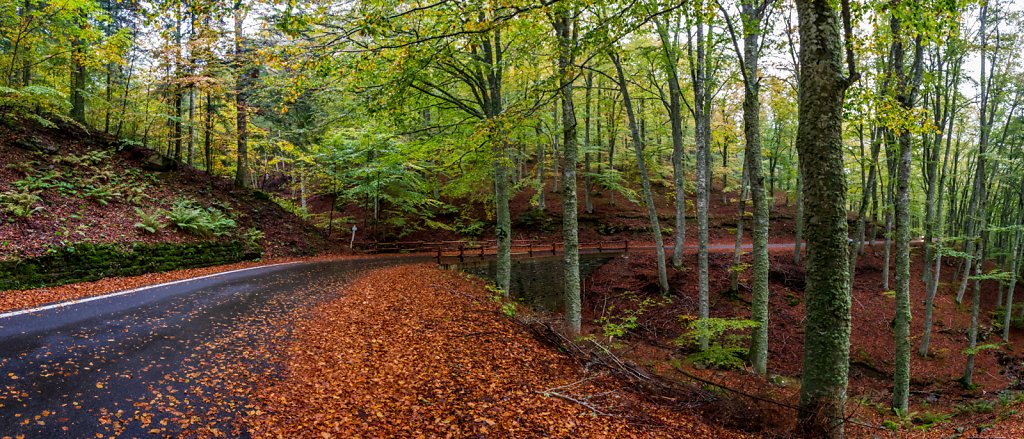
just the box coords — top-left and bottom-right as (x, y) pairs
(792, 0), (858, 435)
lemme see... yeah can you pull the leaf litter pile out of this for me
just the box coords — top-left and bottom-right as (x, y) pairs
(243, 264), (744, 438)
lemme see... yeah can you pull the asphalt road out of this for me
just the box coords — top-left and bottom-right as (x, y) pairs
(0, 256), (428, 438)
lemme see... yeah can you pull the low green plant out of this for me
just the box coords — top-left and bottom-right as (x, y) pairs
(954, 399), (996, 416)
(453, 216), (486, 237)
(167, 198), (237, 238)
(84, 185), (119, 206)
(0, 190), (44, 218)
(244, 227), (264, 249)
(728, 263), (751, 274)
(910, 410), (950, 431)
(676, 316), (759, 370)
(118, 183), (150, 205)
(595, 292), (670, 341)
(962, 343), (1002, 357)
(500, 302), (517, 317)
(134, 208), (164, 234)
(269, 194), (309, 219)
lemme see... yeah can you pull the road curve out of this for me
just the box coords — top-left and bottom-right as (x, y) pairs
(0, 256), (429, 438)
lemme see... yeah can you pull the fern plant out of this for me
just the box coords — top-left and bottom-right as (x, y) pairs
(0, 190), (44, 218)
(166, 198), (237, 237)
(134, 208), (164, 234)
(84, 185), (120, 206)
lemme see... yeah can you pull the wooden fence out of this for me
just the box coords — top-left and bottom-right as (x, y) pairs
(354, 239), (631, 264)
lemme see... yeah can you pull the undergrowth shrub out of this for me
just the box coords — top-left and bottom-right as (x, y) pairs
(0, 190), (44, 219)
(594, 292), (671, 342)
(167, 198), (237, 237)
(0, 85), (70, 127)
(676, 316), (759, 370)
(134, 208), (164, 233)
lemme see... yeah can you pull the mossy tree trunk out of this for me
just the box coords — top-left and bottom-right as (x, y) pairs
(890, 12), (924, 412)
(793, 0), (856, 435)
(554, 11), (581, 334)
(688, 6), (713, 348)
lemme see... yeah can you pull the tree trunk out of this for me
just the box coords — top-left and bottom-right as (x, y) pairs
(610, 51), (669, 295)
(656, 17), (687, 269)
(731, 167), (748, 293)
(794, 0), (854, 435)
(1003, 205), (1022, 342)
(70, 34), (87, 124)
(535, 125), (546, 210)
(794, 171), (804, 264)
(689, 10), (712, 348)
(737, 0), (770, 376)
(964, 3), (992, 386)
(920, 95), (956, 357)
(234, 8), (251, 188)
(204, 92), (213, 173)
(583, 72), (594, 215)
(890, 15), (923, 412)
(554, 14), (581, 334)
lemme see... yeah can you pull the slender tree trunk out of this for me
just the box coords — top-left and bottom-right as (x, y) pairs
(890, 15), (923, 411)
(554, 14), (581, 334)
(689, 10), (712, 348)
(204, 92), (213, 173)
(656, 18), (688, 269)
(70, 34), (87, 124)
(234, 8), (251, 188)
(920, 98), (955, 357)
(964, 3), (992, 386)
(535, 124), (546, 210)
(583, 72), (594, 215)
(611, 51), (669, 295)
(794, 171), (804, 264)
(188, 87), (196, 166)
(1003, 204), (1022, 342)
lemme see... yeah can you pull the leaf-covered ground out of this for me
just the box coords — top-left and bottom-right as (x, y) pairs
(243, 264), (746, 438)
(0, 119), (329, 260)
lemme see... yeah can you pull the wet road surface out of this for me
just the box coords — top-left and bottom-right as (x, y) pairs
(0, 257), (427, 438)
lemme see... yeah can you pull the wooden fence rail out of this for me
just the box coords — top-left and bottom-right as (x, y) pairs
(354, 239), (630, 264)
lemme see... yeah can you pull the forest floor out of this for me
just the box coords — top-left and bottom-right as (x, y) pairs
(0, 118), (330, 260)
(239, 264), (750, 438)
(584, 240), (1024, 437)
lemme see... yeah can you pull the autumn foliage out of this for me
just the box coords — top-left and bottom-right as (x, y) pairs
(244, 264), (747, 438)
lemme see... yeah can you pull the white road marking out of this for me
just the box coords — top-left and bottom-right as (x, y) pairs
(0, 262), (302, 320)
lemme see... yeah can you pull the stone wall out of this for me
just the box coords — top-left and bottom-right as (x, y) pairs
(0, 241), (261, 291)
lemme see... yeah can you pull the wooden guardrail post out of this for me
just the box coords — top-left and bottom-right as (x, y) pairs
(528, 243), (533, 257)
(459, 245), (465, 263)
(624, 240), (629, 253)
(436, 247), (442, 264)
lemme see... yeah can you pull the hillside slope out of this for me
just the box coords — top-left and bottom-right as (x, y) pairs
(0, 118), (332, 260)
